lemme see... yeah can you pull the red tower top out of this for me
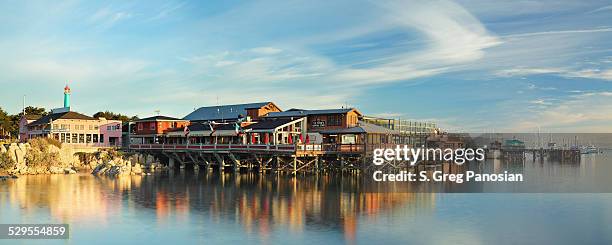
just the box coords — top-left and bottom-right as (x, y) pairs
(64, 85), (71, 94)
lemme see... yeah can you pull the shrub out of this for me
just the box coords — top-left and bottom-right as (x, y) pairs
(98, 148), (123, 162)
(25, 138), (61, 168)
(45, 138), (62, 149)
(0, 151), (15, 171)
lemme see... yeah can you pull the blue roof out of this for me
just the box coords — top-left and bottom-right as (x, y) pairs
(266, 108), (359, 118)
(183, 102), (273, 121)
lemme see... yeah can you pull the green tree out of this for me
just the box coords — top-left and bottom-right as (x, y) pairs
(0, 151), (16, 172)
(15, 106), (49, 117)
(92, 111), (138, 122)
(0, 107), (15, 139)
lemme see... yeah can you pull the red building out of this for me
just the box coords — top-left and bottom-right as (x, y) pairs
(132, 116), (190, 144)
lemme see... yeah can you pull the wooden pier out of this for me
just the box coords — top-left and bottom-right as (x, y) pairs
(129, 143), (379, 175)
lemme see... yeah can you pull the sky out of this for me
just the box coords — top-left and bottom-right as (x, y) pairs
(0, 0), (611, 132)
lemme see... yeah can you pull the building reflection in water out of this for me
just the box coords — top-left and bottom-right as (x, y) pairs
(2, 174), (141, 224)
(6, 157), (577, 242)
(1, 172), (438, 242)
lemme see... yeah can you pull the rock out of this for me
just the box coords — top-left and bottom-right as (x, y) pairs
(132, 165), (142, 175)
(49, 166), (63, 174)
(64, 168), (77, 174)
(92, 163), (108, 175)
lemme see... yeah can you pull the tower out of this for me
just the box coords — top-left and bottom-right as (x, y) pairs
(64, 85), (71, 109)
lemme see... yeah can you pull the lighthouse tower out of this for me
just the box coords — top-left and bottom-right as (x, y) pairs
(64, 85), (71, 109)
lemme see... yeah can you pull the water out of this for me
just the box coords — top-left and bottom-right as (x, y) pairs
(1, 152), (612, 244)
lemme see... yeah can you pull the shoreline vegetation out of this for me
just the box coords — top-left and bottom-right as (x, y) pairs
(0, 138), (164, 178)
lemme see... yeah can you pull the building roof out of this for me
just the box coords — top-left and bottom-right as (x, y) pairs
(28, 111), (96, 126)
(319, 121), (398, 135)
(183, 102), (275, 121)
(505, 139), (525, 146)
(167, 122), (238, 133)
(266, 108), (361, 118)
(23, 114), (42, 120)
(135, 115), (185, 122)
(244, 118), (295, 130)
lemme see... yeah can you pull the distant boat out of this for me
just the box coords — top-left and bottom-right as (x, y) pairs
(579, 145), (599, 154)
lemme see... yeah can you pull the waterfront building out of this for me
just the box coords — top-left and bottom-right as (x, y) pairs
(503, 139), (526, 150)
(426, 133), (466, 149)
(131, 116), (190, 144)
(163, 117), (307, 146)
(266, 108), (399, 153)
(266, 108), (361, 132)
(24, 86), (123, 148)
(317, 121), (399, 153)
(361, 116), (437, 146)
(184, 102), (281, 122)
(18, 114), (41, 142)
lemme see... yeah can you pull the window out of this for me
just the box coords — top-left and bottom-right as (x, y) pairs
(93, 134), (98, 143)
(327, 115), (342, 126)
(150, 123), (155, 130)
(107, 126), (111, 130)
(99, 134), (104, 143)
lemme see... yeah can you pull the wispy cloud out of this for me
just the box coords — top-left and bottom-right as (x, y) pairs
(147, 2), (186, 21)
(90, 6), (133, 28)
(587, 5), (612, 14)
(250, 47), (283, 55)
(514, 92), (612, 132)
(502, 27), (612, 38)
(496, 67), (612, 81)
(1, 0), (611, 132)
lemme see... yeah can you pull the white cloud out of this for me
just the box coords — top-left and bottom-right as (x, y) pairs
(502, 27), (612, 38)
(187, 0), (502, 87)
(514, 92), (612, 132)
(89, 6), (132, 28)
(587, 5), (612, 14)
(250, 47), (283, 55)
(147, 2), (186, 21)
(496, 67), (612, 81)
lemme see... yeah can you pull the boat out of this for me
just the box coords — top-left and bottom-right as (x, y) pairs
(579, 145), (599, 154)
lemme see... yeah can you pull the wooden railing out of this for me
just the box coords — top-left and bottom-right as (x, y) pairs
(130, 143), (297, 152)
(129, 143), (393, 154)
(297, 144), (322, 151)
(322, 143), (365, 153)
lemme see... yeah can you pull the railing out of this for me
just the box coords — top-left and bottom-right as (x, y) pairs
(129, 143), (387, 154)
(322, 143), (365, 153)
(321, 143), (397, 153)
(297, 144), (322, 151)
(130, 143), (297, 152)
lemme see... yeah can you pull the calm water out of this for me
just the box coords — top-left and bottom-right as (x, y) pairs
(1, 152), (612, 244)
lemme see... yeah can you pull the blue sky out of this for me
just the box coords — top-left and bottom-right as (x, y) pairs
(1, 0), (611, 132)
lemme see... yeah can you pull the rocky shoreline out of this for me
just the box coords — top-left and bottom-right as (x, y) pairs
(0, 139), (165, 178)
